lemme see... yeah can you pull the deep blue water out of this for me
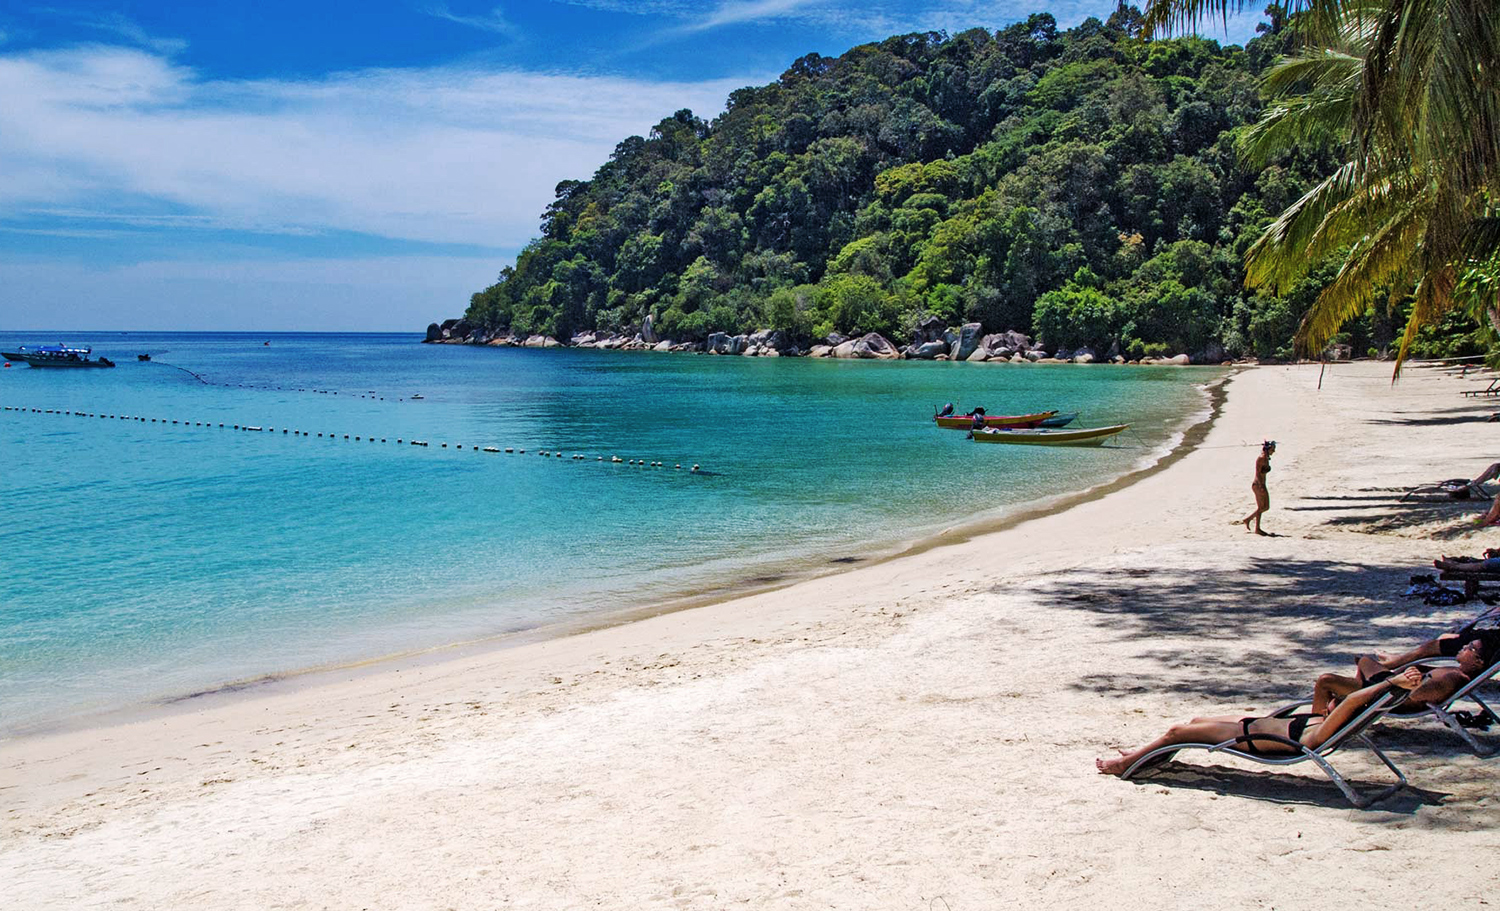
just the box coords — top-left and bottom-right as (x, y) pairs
(0, 331), (1216, 734)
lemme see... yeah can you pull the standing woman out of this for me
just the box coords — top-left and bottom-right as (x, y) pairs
(1240, 440), (1275, 535)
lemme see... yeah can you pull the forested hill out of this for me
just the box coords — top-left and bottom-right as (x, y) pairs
(459, 7), (1372, 362)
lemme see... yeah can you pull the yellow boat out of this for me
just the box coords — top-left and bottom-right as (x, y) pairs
(969, 424), (1129, 446)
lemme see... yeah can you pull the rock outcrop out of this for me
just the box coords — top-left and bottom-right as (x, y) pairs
(833, 332), (899, 359)
(953, 323), (983, 361)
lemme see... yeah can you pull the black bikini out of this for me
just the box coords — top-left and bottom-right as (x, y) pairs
(1239, 714), (1317, 754)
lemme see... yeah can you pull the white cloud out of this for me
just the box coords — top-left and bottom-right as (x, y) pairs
(425, 4), (522, 38)
(40, 8), (188, 54)
(0, 45), (756, 247)
(683, 0), (820, 33)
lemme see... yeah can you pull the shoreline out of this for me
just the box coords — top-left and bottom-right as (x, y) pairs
(6, 360), (1498, 908)
(1, 370), (1227, 744)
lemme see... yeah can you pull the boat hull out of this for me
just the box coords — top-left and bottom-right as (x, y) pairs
(1036, 412), (1078, 428)
(970, 424), (1129, 446)
(17, 356), (114, 368)
(934, 410), (1056, 430)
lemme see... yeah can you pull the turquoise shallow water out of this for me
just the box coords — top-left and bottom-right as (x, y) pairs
(0, 332), (1216, 734)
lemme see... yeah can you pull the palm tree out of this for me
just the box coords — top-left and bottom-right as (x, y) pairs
(1141, 0), (1500, 368)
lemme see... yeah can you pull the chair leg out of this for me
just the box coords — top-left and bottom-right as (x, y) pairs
(1348, 735), (1409, 808)
(1432, 708), (1491, 756)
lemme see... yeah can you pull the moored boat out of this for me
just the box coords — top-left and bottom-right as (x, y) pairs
(1037, 412), (1078, 428)
(7, 345), (116, 368)
(934, 409), (1056, 429)
(969, 423), (1129, 446)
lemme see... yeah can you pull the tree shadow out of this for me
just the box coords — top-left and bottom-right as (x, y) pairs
(1365, 415), (1493, 427)
(1030, 556), (1445, 702)
(1273, 489), (1487, 539)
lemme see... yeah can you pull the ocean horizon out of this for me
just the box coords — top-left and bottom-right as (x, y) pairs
(0, 330), (1217, 735)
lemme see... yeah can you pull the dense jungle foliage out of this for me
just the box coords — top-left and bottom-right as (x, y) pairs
(462, 6), (1468, 360)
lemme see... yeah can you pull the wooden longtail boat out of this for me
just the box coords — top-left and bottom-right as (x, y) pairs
(934, 410), (1056, 430)
(969, 424), (1129, 446)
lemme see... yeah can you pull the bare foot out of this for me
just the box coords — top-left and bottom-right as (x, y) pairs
(1095, 752), (1131, 776)
(1256, 528), (1270, 536)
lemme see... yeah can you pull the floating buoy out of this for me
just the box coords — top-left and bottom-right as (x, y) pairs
(692, 464), (700, 472)
(505, 447), (513, 453)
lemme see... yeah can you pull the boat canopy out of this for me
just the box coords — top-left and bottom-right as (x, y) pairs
(20, 344), (92, 355)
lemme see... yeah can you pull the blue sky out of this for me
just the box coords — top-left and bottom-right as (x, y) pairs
(0, 1), (1264, 331)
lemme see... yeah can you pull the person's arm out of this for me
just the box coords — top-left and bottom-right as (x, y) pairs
(1374, 637), (1447, 670)
(1405, 667), (1465, 706)
(1306, 667), (1422, 748)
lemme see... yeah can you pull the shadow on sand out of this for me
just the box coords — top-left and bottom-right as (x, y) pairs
(1042, 557), (1499, 813)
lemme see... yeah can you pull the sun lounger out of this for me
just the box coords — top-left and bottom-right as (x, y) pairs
(1120, 690), (1414, 808)
(1462, 379), (1500, 397)
(1401, 479), (1492, 502)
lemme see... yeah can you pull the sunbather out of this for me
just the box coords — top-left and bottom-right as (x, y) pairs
(1096, 668), (1425, 776)
(1434, 549), (1500, 572)
(1310, 635), (1495, 715)
(1466, 464), (1500, 524)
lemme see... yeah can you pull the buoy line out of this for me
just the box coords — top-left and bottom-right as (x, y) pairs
(145, 360), (419, 402)
(0, 404), (705, 473)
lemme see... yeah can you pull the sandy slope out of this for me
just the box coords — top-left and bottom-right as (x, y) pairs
(4, 361), (1500, 910)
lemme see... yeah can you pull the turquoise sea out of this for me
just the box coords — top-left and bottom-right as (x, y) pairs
(0, 332), (1216, 735)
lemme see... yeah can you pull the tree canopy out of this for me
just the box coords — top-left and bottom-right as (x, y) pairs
(461, 6), (1451, 361)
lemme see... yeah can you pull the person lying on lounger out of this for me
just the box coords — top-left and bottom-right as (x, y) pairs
(1467, 464), (1500, 525)
(1310, 635), (1495, 715)
(1308, 620), (1499, 714)
(1096, 668), (1426, 776)
(1434, 549), (1500, 572)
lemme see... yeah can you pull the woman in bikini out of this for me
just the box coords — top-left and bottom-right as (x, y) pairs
(1096, 666), (1427, 776)
(1309, 634), (1494, 715)
(1239, 440), (1275, 535)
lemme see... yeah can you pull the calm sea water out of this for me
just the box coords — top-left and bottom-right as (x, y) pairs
(0, 331), (1216, 734)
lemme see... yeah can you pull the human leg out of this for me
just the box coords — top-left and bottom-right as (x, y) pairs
(1096, 718), (1244, 775)
(1480, 491), (1500, 526)
(1472, 463), (1500, 486)
(1313, 672), (1360, 714)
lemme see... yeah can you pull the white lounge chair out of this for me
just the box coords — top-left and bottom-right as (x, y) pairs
(1120, 690), (1415, 808)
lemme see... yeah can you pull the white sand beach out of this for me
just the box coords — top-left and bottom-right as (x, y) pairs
(4, 360), (1499, 909)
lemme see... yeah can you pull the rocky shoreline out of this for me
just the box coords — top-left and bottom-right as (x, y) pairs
(424, 315), (1203, 365)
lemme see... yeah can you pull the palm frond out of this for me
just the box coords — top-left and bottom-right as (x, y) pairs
(1392, 266), (1457, 375)
(1245, 163), (1423, 291)
(1238, 94), (1354, 167)
(1294, 201), (1428, 354)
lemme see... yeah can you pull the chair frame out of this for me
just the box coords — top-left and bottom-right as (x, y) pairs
(1400, 480), (1493, 502)
(1120, 691), (1413, 808)
(1461, 378), (1500, 397)
(1383, 657), (1500, 756)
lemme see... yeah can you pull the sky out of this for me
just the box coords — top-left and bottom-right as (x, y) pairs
(0, 2), (1265, 332)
